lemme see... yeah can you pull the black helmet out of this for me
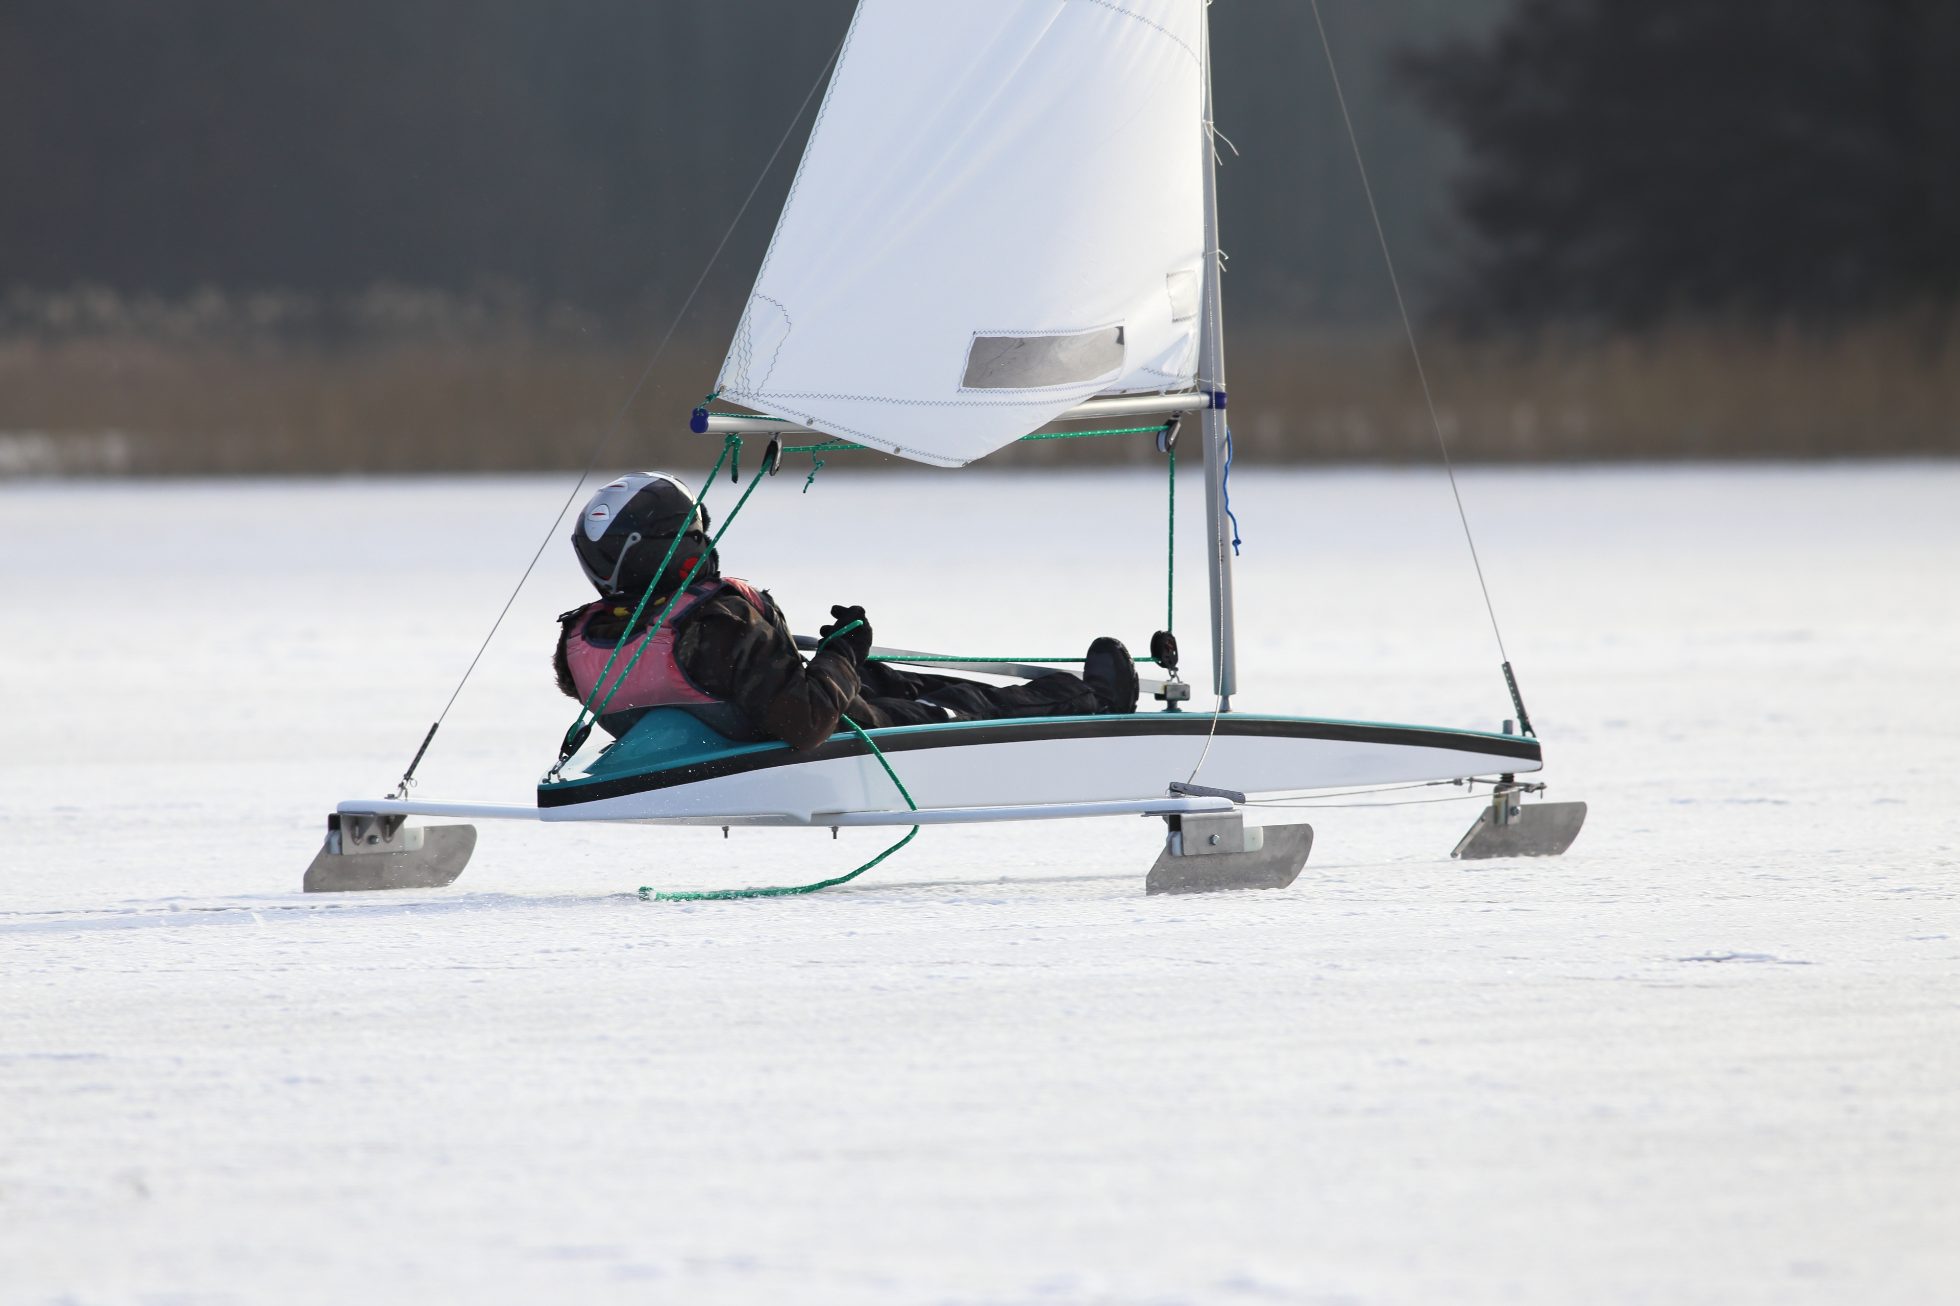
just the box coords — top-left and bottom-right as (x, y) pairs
(572, 472), (718, 599)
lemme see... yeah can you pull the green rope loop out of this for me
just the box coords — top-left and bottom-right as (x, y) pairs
(641, 824), (919, 902)
(642, 712), (920, 901)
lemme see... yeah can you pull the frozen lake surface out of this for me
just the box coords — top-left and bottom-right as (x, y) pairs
(3, 463), (1957, 1304)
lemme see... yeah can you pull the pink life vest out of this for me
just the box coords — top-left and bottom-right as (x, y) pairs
(564, 577), (766, 713)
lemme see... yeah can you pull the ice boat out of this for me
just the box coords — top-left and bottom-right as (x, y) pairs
(308, 0), (1584, 895)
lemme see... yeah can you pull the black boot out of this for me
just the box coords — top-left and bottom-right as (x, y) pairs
(1082, 637), (1139, 714)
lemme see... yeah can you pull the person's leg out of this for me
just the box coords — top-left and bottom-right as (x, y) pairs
(851, 663), (968, 726)
(913, 671), (1099, 721)
(855, 644), (1131, 724)
(851, 693), (954, 728)
(858, 661), (930, 700)
(997, 672), (1101, 718)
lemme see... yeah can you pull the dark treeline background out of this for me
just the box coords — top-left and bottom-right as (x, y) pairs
(1, 0), (1490, 327)
(1, 0), (1955, 473)
(1404, 0), (1960, 330)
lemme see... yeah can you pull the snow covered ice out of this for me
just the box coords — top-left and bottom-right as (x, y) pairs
(3, 464), (1957, 1304)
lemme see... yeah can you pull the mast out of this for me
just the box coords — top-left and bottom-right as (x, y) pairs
(1196, 3), (1238, 707)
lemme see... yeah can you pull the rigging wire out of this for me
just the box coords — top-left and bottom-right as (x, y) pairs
(1186, 3), (1231, 785)
(387, 37), (846, 798)
(1247, 790), (1491, 811)
(1239, 775), (1540, 810)
(1306, 1), (1516, 676)
(1254, 778), (1474, 802)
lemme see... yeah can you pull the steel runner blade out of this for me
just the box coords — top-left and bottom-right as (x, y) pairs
(1146, 823), (1313, 895)
(1452, 800), (1587, 860)
(304, 824), (476, 892)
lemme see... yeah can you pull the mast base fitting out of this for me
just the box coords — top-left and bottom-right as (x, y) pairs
(304, 812), (476, 892)
(1146, 809), (1311, 895)
(1451, 784), (1586, 860)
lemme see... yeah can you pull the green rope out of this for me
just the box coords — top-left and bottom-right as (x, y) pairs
(588, 446), (771, 724)
(1016, 424), (1167, 443)
(642, 708), (921, 901)
(553, 435), (769, 770)
(642, 823), (920, 901)
(641, 622), (922, 901)
(617, 409), (1183, 899)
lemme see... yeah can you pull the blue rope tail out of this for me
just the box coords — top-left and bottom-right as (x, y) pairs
(1223, 422), (1243, 556)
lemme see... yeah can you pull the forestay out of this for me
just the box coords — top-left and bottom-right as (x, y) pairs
(716, 0), (1207, 468)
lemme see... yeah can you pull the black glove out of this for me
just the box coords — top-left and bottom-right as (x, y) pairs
(817, 604), (873, 664)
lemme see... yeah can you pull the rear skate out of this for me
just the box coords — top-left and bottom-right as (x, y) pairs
(304, 812), (476, 893)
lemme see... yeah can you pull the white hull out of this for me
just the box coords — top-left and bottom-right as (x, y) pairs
(538, 715), (1540, 827)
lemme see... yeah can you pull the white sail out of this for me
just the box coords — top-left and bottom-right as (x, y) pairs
(716, 0), (1207, 468)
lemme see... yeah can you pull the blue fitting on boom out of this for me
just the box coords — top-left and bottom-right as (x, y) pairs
(1223, 423), (1243, 556)
(1209, 388), (1229, 409)
(689, 407), (710, 434)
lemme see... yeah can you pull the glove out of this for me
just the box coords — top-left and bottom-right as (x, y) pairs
(817, 604), (873, 664)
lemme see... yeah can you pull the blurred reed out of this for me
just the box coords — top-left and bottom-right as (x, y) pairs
(2, 288), (1955, 475)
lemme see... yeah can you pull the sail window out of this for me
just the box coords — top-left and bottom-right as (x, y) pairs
(1167, 270), (1200, 323)
(961, 326), (1125, 390)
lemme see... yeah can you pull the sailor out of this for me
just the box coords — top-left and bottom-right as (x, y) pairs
(554, 472), (1140, 750)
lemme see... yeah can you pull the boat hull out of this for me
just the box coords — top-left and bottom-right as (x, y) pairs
(537, 712), (1540, 826)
